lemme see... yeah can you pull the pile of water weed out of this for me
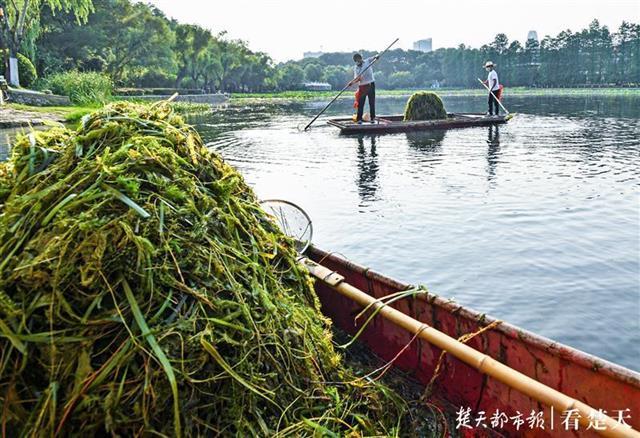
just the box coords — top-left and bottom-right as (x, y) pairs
(403, 92), (448, 121)
(0, 102), (427, 436)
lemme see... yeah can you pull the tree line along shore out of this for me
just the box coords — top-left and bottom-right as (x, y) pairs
(0, 0), (635, 110)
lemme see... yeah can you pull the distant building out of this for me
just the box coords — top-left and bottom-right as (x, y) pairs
(413, 38), (432, 53)
(303, 51), (324, 59)
(526, 30), (541, 65)
(303, 82), (332, 91)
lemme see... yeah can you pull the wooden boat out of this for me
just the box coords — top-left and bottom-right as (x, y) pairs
(328, 113), (513, 135)
(307, 246), (640, 437)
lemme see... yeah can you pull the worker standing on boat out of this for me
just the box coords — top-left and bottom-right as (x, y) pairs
(484, 61), (501, 116)
(350, 53), (379, 124)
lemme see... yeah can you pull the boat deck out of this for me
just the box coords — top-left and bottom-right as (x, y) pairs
(328, 112), (513, 134)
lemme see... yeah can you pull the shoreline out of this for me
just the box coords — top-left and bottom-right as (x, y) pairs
(0, 102), (215, 129)
(231, 86), (640, 101)
(1, 87), (637, 129)
(0, 104), (95, 129)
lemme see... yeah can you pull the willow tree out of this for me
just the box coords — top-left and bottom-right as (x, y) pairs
(0, 0), (92, 86)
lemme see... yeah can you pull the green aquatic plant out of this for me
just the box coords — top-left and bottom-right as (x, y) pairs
(0, 102), (416, 436)
(170, 101), (213, 115)
(403, 92), (448, 121)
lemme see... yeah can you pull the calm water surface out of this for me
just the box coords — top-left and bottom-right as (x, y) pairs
(192, 94), (640, 371)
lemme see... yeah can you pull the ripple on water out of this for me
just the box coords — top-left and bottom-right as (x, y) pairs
(191, 96), (640, 371)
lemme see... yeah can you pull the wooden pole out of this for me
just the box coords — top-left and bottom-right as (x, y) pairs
(303, 38), (399, 131)
(301, 257), (640, 438)
(478, 78), (509, 115)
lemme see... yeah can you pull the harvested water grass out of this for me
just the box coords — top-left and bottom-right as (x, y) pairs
(403, 92), (448, 121)
(0, 102), (428, 436)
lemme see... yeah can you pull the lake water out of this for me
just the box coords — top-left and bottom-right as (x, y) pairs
(191, 94), (640, 371)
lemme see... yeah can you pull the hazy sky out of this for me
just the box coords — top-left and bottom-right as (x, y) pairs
(144, 0), (639, 61)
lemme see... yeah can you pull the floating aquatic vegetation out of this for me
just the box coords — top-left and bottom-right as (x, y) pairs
(403, 92), (448, 121)
(0, 102), (418, 436)
(170, 101), (213, 115)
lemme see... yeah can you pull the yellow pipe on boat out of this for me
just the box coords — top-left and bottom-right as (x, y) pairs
(301, 257), (639, 438)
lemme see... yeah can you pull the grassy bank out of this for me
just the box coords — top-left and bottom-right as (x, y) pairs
(5, 101), (213, 126)
(231, 87), (640, 101)
(7, 103), (96, 123)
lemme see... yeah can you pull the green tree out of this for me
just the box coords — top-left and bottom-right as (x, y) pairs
(276, 63), (304, 90)
(35, 0), (176, 86)
(614, 21), (640, 83)
(322, 65), (350, 89)
(212, 36), (243, 92)
(99, 0), (176, 83)
(173, 23), (213, 87)
(387, 71), (413, 89)
(414, 62), (438, 87)
(491, 33), (509, 54)
(24, 3), (640, 92)
(0, 0), (93, 85)
(442, 47), (463, 86)
(303, 63), (322, 82)
(242, 52), (273, 92)
(198, 40), (223, 91)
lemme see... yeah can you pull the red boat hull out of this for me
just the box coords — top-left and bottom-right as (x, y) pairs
(308, 246), (640, 437)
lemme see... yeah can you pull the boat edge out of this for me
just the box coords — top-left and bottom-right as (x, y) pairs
(307, 245), (640, 387)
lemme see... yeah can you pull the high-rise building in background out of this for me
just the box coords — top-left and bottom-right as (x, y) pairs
(413, 38), (432, 53)
(525, 30), (541, 67)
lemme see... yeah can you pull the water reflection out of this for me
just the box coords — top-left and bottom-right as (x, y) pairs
(404, 131), (446, 178)
(356, 135), (379, 205)
(486, 125), (501, 184)
(405, 130), (446, 152)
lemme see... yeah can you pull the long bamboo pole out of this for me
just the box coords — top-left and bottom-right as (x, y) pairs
(301, 257), (639, 438)
(478, 78), (510, 115)
(303, 38), (399, 131)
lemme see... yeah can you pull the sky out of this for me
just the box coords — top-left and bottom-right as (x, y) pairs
(143, 0), (640, 62)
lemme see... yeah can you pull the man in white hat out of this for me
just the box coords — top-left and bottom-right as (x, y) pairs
(484, 61), (500, 116)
